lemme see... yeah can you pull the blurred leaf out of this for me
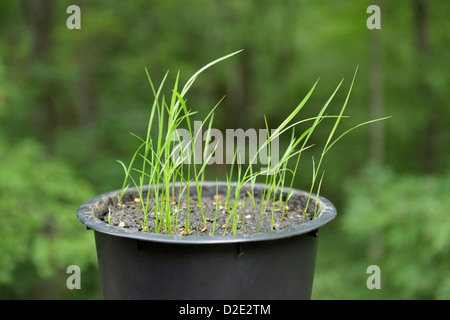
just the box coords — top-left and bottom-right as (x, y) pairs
(0, 138), (97, 298)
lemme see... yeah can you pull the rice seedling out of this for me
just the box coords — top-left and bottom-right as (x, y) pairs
(115, 51), (389, 236)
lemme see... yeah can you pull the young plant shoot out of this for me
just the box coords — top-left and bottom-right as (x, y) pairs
(116, 51), (388, 236)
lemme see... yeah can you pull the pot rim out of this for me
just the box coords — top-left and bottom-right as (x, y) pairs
(77, 181), (337, 245)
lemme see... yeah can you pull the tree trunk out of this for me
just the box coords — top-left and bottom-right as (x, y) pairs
(368, 4), (384, 261)
(415, 0), (439, 173)
(22, 0), (57, 152)
(369, 26), (384, 168)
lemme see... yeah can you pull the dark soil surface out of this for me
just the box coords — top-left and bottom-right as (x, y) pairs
(98, 184), (319, 236)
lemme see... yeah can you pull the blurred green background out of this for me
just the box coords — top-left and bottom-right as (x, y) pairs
(0, 0), (449, 299)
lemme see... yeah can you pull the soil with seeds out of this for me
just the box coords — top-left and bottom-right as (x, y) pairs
(98, 184), (319, 236)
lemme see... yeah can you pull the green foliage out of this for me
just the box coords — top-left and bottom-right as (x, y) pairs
(313, 165), (450, 299)
(0, 0), (448, 299)
(0, 138), (99, 298)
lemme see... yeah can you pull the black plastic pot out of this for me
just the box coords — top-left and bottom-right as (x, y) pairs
(77, 182), (336, 300)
